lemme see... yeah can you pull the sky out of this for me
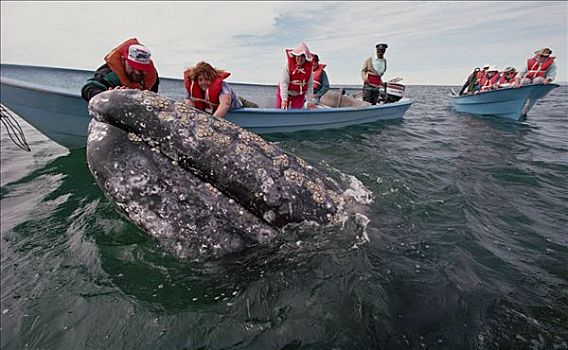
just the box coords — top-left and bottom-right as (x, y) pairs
(1, 1), (567, 86)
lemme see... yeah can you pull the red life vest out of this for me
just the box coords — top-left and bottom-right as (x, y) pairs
(479, 72), (500, 92)
(183, 71), (231, 113)
(525, 56), (556, 79)
(497, 72), (517, 85)
(312, 63), (327, 91)
(368, 72), (383, 87)
(475, 70), (486, 82)
(104, 38), (158, 90)
(285, 49), (314, 95)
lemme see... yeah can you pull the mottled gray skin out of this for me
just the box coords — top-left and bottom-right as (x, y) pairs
(87, 120), (278, 261)
(88, 89), (343, 228)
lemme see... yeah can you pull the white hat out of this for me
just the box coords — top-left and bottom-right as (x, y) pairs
(290, 42), (313, 61)
(482, 63), (491, 69)
(125, 44), (153, 72)
(487, 65), (498, 72)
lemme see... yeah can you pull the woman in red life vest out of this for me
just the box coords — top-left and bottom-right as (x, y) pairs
(517, 48), (557, 86)
(183, 61), (242, 118)
(496, 66), (518, 89)
(477, 65), (500, 92)
(276, 42), (315, 110)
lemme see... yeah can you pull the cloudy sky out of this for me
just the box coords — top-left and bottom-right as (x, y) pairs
(1, 1), (566, 85)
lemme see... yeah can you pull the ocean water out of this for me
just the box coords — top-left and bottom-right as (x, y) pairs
(1, 85), (567, 350)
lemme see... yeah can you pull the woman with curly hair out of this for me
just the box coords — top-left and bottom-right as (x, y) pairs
(183, 61), (242, 118)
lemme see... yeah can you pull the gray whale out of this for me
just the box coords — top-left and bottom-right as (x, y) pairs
(86, 89), (344, 260)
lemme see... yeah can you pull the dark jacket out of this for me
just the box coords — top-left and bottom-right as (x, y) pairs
(81, 64), (160, 102)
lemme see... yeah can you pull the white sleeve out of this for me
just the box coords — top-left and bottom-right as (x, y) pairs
(279, 64), (290, 100)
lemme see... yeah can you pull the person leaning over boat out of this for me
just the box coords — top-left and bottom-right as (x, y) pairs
(361, 43), (388, 105)
(477, 65), (500, 93)
(496, 66), (518, 89)
(183, 61), (242, 118)
(459, 64), (490, 95)
(81, 38), (159, 102)
(516, 48), (557, 86)
(276, 42), (315, 110)
(310, 54), (330, 104)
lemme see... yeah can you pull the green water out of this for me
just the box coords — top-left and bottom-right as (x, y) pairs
(1, 86), (567, 349)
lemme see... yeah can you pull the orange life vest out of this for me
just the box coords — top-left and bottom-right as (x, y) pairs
(497, 72), (517, 85)
(104, 38), (158, 90)
(183, 71), (231, 113)
(525, 56), (556, 79)
(479, 73), (500, 92)
(312, 63), (327, 91)
(285, 49), (314, 95)
(475, 70), (486, 82)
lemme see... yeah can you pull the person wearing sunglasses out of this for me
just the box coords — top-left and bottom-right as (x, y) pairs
(516, 48), (556, 86)
(496, 66), (518, 89)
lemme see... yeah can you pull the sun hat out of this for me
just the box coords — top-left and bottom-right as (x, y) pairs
(482, 63), (491, 69)
(375, 43), (388, 50)
(487, 65), (499, 72)
(124, 44), (153, 72)
(534, 48), (552, 57)
(290, 42), (313, 61)
(504, 66), (516, 73)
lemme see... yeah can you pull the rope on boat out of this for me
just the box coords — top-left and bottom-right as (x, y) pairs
(0, 104), (31, 152)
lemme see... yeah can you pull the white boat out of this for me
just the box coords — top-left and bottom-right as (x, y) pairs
(449, 83), (559, 120)
(1, 64), (413, 149)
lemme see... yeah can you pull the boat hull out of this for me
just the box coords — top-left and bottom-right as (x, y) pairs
(1, 64), (412, 149)
(450, 83), (559, 120)
(226, 100), (412, 134)
(1, 80), (89, 149)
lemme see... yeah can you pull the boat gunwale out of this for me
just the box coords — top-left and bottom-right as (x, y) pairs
(449, 83), (560, 101)
(1, 75), (413, 114)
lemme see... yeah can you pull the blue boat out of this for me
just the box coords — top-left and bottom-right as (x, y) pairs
(0, 64), (412, 149)
(450, 83), (559, 120)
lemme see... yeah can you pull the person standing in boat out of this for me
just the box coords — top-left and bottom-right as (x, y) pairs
(276, 42), (315, 110)
(310, 54), (330, 104)
(516, 48), (557, 86)
(496, 66), (518, 89)
(183, 61), (242, 118)
(361, 43), (388, 105)
(81, 38), (159, 102)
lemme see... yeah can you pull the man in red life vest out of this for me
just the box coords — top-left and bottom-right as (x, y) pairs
(310, 54), (330, 104)
(477, 65), (500, 93)
(276, 42), (315, 110)
(516, 48), (557, 86)
(361, 43), (388, 105)
(81, 38), (159, 102)
(496, 66), (518, 89)
(459, 64), (491, 95)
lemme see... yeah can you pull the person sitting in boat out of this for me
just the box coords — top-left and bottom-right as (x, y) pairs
(81, 38), (159, 102)
(276, 42), (315, 110)
(496, 66), (518, 89)
(516, 48), (556, 86)
(183, 61), (243, 118)
(361, 43), (388, 105)
(310, 54), (330, 104)
(459, 64), (490, 95)
(477, 65), (500, 93)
